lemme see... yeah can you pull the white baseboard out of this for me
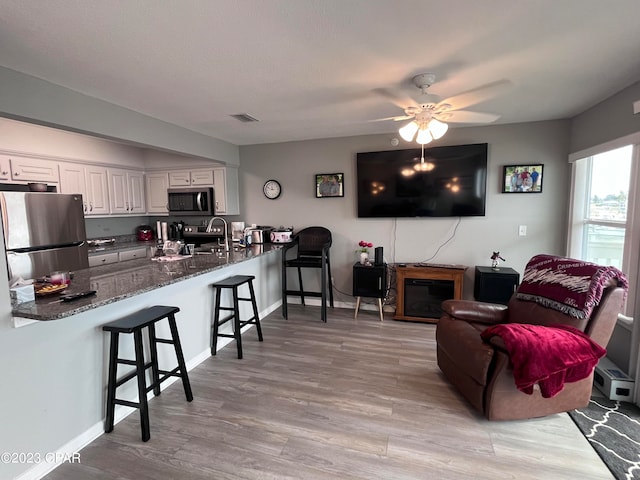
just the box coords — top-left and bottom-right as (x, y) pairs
(17, 301), (281, 480)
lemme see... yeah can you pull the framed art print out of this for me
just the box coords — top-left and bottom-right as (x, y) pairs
(316, 173), (344, 198)
(502, 164), (543, 193)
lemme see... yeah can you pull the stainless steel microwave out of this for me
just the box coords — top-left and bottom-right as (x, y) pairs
(167, 187), (215, 215)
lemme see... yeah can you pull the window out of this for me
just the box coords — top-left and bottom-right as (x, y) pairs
(568, 141), (639, 317)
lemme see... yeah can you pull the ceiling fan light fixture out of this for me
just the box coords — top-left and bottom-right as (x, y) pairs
(428, 118), (448, 139)
(416, 128), (433, 145)
(399, 121), (418, 142)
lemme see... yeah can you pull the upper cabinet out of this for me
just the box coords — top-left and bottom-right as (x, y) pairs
(2, 152), (240, 217)
(168, 168), (214, 187)
(213, 166), (239, 215)
(59, 163), (110, 215)
(149, 166), (239, 215)
(145, 172), (169, 214)
(8, 157), (60, 183)
(0, 157), (10, 180)
(107, 168), (146, 215)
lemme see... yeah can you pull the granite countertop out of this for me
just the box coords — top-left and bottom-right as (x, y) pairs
(12, 244), (282, 321)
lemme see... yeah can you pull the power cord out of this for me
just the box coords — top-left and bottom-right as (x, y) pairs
(418, 216), (462, 264)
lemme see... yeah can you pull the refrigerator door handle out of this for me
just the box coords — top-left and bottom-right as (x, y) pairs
(0, 193), (9, 246)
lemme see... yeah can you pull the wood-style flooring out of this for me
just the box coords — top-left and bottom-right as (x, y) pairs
(43, 305), (613, 480)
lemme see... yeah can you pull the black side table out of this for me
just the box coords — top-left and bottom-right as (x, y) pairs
(474, 266), (520, 305)
(353, 262), (387, 321)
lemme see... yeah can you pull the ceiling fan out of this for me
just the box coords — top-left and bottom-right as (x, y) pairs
(376, 73), (508, 144)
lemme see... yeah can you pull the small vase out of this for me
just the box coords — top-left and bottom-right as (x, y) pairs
(359, 252), (369, 265)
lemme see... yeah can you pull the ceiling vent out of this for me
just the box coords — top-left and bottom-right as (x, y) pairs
(230, 113), (259, 123)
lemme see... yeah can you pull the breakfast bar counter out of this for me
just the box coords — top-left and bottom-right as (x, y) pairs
(12, 244), (282, 321)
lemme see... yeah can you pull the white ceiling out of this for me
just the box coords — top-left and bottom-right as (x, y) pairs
(1, 0), (640, 146)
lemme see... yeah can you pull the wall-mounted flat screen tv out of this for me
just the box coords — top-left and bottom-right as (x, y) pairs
(356, 143), (488, 218)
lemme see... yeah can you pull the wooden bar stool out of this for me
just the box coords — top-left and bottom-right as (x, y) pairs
(102, 305), (193, 442)
(210, 275), (263, 359)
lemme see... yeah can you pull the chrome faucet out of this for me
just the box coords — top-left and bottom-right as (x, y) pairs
(206, 216), (229, 252)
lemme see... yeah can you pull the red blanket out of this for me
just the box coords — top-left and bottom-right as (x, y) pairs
(480, 323), (606, 398)
(516, 254), (628, 319)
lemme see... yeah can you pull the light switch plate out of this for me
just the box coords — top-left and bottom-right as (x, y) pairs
(519, 225), (527, 236)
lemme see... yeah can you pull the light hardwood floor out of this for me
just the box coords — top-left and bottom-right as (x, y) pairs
(44, 305), (613, 479)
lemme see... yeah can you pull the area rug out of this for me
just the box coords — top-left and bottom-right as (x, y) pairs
(568, 398), (640, 479)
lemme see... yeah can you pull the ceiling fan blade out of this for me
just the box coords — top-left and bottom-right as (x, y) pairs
(373, 87), (419, 110)
(440, 110), (501, 124)
(437, 79), (512, 111)
(368, 115), (414, 123)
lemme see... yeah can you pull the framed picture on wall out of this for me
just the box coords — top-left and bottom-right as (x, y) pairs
(502, 164), (544, 193)
(316, 173), (344, 198)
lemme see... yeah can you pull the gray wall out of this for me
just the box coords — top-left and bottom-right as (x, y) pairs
(570, 80), (640, 153)
(0, 66), (240, 165)
(240, 120), (571, 302)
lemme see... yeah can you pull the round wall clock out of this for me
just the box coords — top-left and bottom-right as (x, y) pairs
(263, 179), (282, 199)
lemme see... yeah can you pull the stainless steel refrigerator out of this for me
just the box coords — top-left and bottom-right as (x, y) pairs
(1, 192), (89, 281)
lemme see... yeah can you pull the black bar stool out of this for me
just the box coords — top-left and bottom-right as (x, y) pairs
(102, 305), (193, 442)
(210, 275), (263, 359)
(281, 226), (334, 322)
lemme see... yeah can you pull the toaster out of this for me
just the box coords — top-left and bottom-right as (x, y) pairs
(270, 230), (293, 243)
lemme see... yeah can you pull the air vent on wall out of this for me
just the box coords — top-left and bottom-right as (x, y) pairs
(230, 113), (259, 123)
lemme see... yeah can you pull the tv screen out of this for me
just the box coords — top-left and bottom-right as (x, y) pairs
(356, 143), (488, 218)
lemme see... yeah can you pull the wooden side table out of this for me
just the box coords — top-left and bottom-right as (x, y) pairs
(394, 264), (466, 323)
(353, 262), (387, 321)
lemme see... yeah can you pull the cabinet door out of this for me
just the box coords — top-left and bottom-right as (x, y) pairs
(213, 166), (240, 215)
(107, 168), (129, 214)
(127, 171), (146, 213)
(212, 167), (226, 214)
(59, 163), (89, 212)
(85, 166), (110, 215)
(169, 171), (191, 187)
(353, 265), (386, 298)
(0, 156), (11, 180)
(145, 172), (169, 214)
(190, 169), (214, 185)
(11, 157), (60, 183)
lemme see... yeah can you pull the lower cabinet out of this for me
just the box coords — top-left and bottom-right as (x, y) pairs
(89, 247), (149, 267)
(88, 252), (119, 267)
(118, 247), (149, 262)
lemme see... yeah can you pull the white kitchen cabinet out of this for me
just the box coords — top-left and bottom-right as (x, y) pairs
(127, 171), (145, 213)
(88, 252), (119, 267)
(213, 166), (239, 215)
(118, 247), (149, 262)
(168, 171), (191, 187)
(10, 157), (60, 183)
(190, 169), (214, 185)
(168, 168), (214, 187)
(59, 163), (110, 215)
(145, 172), (170, 214)
(0, 156), (11, 180)
(108, 168), (146, 215)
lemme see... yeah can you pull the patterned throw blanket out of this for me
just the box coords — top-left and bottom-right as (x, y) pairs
(515, 254), (628, 319)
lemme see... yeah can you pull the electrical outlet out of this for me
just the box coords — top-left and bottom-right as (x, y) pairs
(519, 225), (527, 236)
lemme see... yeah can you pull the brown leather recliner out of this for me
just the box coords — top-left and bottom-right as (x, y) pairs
(436, 272), (626, 421)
